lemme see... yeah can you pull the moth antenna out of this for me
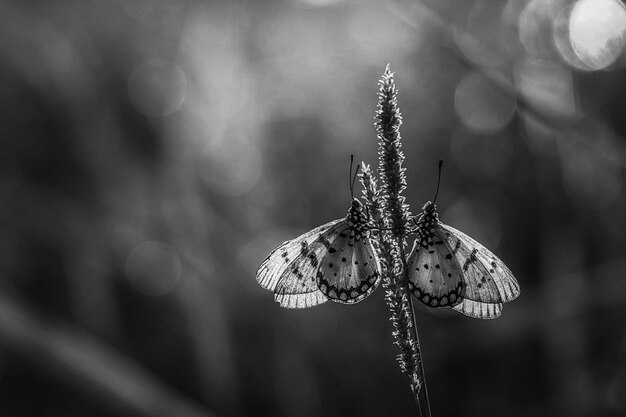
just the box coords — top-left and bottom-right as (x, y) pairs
(348, 155), (360, 199)
(348, 154), (358, 199)
(433, 159), (443, 204)
(351, 164), (361, 196)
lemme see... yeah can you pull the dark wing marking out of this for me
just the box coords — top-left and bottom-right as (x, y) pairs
(441, 224), (520, 303)
(271, 220), (346, 309)
(438, 225), (503, 304)
(256, 219), (342, 292)
(406, 235), (463, 307)
(317, 230), (381, 304)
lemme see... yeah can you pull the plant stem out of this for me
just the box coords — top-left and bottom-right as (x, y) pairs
(373, 64), (432, 416)
(399, 244), (431, 417)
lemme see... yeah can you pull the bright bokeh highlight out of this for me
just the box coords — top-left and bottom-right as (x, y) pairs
(568, 0), (626, 70)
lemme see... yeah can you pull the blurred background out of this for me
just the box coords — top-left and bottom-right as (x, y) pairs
(1, 0), (625, 416)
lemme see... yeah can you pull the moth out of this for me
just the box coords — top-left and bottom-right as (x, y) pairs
(407, 200), (520, 319)
(256, 163), (381, 308)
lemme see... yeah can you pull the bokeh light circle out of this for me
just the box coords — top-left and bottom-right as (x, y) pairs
(128, 59), (187, 117)
(453, 0), (511, 67)
(568, 0), (626, 70)
(454, 71), (516, 133)
(514, 58), (576, 118)
(125, 240), (182, 296)
(553, 5), (592, 71)
(518, 0), (562, 60)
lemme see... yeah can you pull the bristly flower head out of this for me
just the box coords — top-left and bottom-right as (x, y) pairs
(376, 64), (411, 237)
(371, 66), (430, 415)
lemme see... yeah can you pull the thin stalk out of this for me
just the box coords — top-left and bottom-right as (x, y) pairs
(361, 65), (432, 416)
(399, 244), (431, 417)
(362, 168), (430, 416)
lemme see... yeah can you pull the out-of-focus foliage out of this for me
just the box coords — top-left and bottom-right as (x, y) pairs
(0, 0), (625, 416)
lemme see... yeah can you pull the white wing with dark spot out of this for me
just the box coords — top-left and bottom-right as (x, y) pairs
(256, 219), (342, 292)
(257, 219), (343, 309)
(437, 227), (502, 304)
(256, 198), (382, 309)
(408, 200), (520, 319)
(440, 224), (520, 304)
(273, 222), (349, 309)
(316, 230), (380, 304)
(406, 236), (463, 308)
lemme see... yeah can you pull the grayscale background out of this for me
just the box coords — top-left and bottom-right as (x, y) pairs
(1, 0), (625, 416)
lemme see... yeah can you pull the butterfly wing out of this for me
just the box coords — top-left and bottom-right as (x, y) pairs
(452, 298), (503, 319)
(434, 227), (502, 305)
(407, 224), (516, 319)
(274, 282), (327, 309)
(257, 219), (341, 292)
(440, 224), (520, 303)
(407, 228), (506, 319)
(256, 219), (342, 309)
(316, 229), (381, 304)
(274, 221), (355, 309)
(407, 200), (519, 319)
(406, 238), (464, 307)
(257, 198), (382, 308)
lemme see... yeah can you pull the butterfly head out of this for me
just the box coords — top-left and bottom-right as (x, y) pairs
(412, 201), (439, 245)
(348, 198), (366, 219)
(422, 200), (437, 215)
(420, 201), (439, 223)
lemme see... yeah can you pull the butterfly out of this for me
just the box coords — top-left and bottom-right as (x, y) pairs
(256, 197), (382, 308)
(256, 158), (382, 309)
(406, 200), (520, 319)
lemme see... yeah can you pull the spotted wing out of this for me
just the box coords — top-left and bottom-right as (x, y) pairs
(440, 224), (520, 304)
(316, 229), (381, 304)
(273, 222), (351, 309)
(256, 219), (342, 309)
(406, 237), (464, 308)
(257, 219), (341, 292)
